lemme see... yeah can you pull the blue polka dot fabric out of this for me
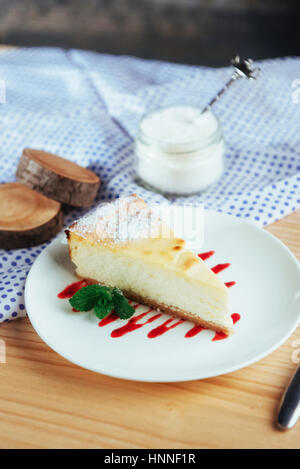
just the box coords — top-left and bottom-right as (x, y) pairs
(0, 47), (299, 323)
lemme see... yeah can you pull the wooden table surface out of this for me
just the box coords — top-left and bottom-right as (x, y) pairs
(0, 46), (299, 449)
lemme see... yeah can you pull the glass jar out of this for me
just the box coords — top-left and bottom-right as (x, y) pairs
(134, 106), (225, 196)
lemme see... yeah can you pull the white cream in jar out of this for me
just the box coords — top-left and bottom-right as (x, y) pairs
(134, 106), (225, 195)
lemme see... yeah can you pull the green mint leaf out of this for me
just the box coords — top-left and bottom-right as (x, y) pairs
(69, 284), (112, 312)
(94, 296), (114, 319)
(112, 288), (135, 319)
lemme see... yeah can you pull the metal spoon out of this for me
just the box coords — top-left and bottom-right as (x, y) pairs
(277, 365), (300, 431)
(200, 55), (261, 115)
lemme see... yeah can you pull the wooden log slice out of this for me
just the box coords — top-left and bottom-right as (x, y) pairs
(16, 148), (100, 207)
(0, 183), (64, 250)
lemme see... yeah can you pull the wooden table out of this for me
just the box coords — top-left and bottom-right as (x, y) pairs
(0, 46), (299, 449)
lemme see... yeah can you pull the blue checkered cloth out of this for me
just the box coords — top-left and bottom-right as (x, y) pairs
(0, 48), (299, 322)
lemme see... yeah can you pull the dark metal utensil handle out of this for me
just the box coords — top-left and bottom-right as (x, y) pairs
(200, 55), (261, 115)
(277, 365), (300, 430)
(202, 75), (238, 114)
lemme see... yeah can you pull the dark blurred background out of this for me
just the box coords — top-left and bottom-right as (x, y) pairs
(0, 0), (299, 66)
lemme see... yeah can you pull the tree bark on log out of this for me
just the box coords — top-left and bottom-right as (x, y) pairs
(16, 148), (100, 207)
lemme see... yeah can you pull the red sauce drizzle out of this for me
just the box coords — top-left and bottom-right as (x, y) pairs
(98, 311), (119, 327)
(225, 281), (236, 288)
(184, 325), (205, 338)
(231, 313), (241, 324)
(128, 301), (140, 309)
(212, 331), (228, 341)
(57, 280), (87, 299)
(111, 310), (162, 338)
(212, 313), (241, 341)
(211, 263), (230, 274)
(198, 250), (215, 261)
(147, 318), (184, 339)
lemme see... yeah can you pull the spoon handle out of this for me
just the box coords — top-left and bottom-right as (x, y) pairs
(202, 74), (240, 114)
(200, 55), (261, 115)
(277, 365), (300, 431)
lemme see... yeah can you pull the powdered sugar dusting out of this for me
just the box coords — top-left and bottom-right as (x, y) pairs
(70, 195), (162, 243)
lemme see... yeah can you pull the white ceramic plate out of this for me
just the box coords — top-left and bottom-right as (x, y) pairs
(25, 211), (300, 382)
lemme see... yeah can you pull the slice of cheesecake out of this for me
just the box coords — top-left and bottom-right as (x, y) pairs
(65, 195), (233, 334)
